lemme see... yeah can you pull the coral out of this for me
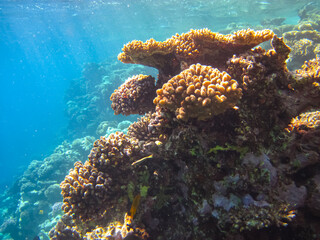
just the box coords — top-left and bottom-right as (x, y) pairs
(284, 30), (320, 45)
(127, 111), (167, 143)
(88, 132), (140, 171)
(64, 60), (157, 139)
(118, 28), (274, 78)
(61, 132), (151, 227)
(286, 110), (320, 133)
(110, 74), (156, 116)
(283, 29), (320, 69)
(227, 35), (290, 87)
(153, 63), (242, 121)
(60, 161), (112, 222)
(50, 28), (320, 240)
(0, 136), (94, 240)
(295, 58), (320, 87)
(48, 214), (82, 240)
(85, 213), (149, 240)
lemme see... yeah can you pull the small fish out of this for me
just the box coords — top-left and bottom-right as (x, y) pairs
(39, 210), (43, 215)
(129, 194), (141, 217)
(131, 154), (153, 166)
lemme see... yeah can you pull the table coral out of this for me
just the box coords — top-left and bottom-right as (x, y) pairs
(153, 63), (242, 121)
(118, 28), (274, 78)
(110, 74), (156, 116)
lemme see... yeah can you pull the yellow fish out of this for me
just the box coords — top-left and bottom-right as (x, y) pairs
(39, 210), (43, 215)
(129, 194), (141, 217)
(131, 154), (153, 166)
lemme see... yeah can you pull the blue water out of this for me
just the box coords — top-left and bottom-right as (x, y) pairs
(0, 0), (312, 191)
(0, 0), (316, 238)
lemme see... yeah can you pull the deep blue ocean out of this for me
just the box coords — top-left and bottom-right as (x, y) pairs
(0, 0), (318, 239)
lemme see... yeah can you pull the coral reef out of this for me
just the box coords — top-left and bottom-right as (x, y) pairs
(0, 137), (95, 240)
(49, 28), (320, 240)
(280, 5), (320, 69)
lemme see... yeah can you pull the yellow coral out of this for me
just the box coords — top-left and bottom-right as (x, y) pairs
(296, 58), (320, 79)
(153, 63), (242, 121)
(118, 28), (274, 71)
(118, 38), (175, 64)
(286, 110), (320, 133)
(85, 213), (149, 240)
(283, 30), (320, 46)
(295, 58), (320, 90)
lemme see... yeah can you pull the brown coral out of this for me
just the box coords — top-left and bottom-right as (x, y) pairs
(153, 64), (242, 121)
(118, 29), (274, 77)
(227, 35), (291, 88)
(110, 74), (156, 116)
(88, 132), (140, 171)
(48, 214), (82, 240)
(127, 111), (166, 142)
(60, 161), (112, 221)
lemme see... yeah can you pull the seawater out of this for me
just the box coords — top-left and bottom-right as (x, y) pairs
(0, 0), (318, 239)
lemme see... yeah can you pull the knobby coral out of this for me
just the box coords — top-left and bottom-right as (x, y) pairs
(110, 74), (156, 116)
(153, 64), (242, 121)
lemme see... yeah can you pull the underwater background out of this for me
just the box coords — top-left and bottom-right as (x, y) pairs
(0, 0), (320, 239)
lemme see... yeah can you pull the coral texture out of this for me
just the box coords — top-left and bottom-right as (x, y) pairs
(118, 28), (274, 78)
(295, 58), (320, 85)
(153, 63), (242, 121)
(287, 110), (320, 133)
(60, 161), (112, 221)
(110, 74), (156, 116)
(84, 213), (149, 240)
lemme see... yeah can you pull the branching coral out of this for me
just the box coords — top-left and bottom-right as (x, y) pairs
(110, 74), (156, 116)
(153, 63), (242, 121)
(283, 30), (320, 69)
(295, 58), (320, 86)
(286, 110), (320, 133)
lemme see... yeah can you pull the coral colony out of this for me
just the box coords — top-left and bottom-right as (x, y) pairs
(49, 28), (320, 239)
